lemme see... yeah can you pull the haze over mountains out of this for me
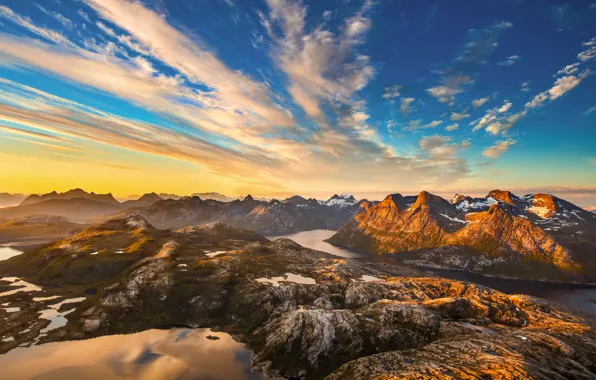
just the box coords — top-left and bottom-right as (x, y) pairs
(0, 193), (26, 208)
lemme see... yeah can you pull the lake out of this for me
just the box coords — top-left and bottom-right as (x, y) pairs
(267, 229), (362, 258)
(0, 328), (268, 379)
(272, 229), (596, 316)
(0, 246), (23, 261)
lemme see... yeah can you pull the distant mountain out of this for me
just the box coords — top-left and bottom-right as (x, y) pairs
(21, 189), (119, 206)
(323, 193), (358, 207)
(0, 214), (86, 243)
(328, 190), (596, 282)
(109, 194), (372, 234)
(109, 196), (228, 230)
(158, 193), (184, 200)
(121, 193), (162, 208)
(190, 192), (271, 202)
(191, 192), (239, 202)
(0, 193), (26, 208)
(0, 197), (124, 223)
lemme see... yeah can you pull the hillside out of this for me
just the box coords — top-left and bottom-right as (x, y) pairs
(0, 215), (86, 243)
(328, 190), (596, 282)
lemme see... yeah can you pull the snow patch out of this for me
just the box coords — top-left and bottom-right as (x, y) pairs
(456, 197), (497, 212)
(255, 273), (317, 287)
(352, 275), (382, 282)
(205, 251), (227, 258)
(439, 214), (466, 223)
(526, 206), (551, 218)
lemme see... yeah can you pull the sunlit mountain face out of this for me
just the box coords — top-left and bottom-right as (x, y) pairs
(0, 0), (595, 206)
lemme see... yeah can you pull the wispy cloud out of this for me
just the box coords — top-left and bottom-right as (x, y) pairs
(383, 85), (401, 99)
(0, 5), (75, 47)
(472, 97), (489, 108)
(427, 21), (513, 105)
(584, 105), (596, 115)
(400, 97), (415, 116)
(450, 112), (469, 121)
(85, 0), (293, 129)
(527, 38), (595, 108)
(259, 0), (375, 121)
(35, 4), (73, 29)
(445, 123), (459, 132)
(482, 139), (516, 159)
(497, 55), (520, 66)
(77, 9), (91, 23)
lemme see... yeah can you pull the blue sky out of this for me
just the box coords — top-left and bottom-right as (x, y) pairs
(0, 0), (595, 205)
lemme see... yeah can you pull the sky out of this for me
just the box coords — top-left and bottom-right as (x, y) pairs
(0, 0), (595, 206)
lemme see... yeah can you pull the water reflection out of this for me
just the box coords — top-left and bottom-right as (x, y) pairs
(0, 246), (23, 261)
(268, 230), (362, 258)
(38, 297), (86, 335)
(0, 328), (268, 379)
(0, 277), (42, 297)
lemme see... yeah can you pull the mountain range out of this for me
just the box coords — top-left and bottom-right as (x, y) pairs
(110, 193), (368, 234)
(0, 190), (368, 236)
(328, 190), (596, 282)
(2, 188), (596, 283)
(20, 188), (120, 206)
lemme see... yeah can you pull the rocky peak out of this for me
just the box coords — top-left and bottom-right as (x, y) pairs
(341, 193), (357, 202)
(139, 192), (161, 200)
(411, 191), (454, 214)
(450, 194), (471, 204)
(379, 193), (404, 208)
(487, 189), (518, 206)
(526, 194), (558, 218)
(325, 193), (358, 208)
(125, 214), (151, 229)
(244, 194), (255, 202)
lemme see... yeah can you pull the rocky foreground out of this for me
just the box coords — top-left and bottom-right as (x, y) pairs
(1, 215), (596, 379)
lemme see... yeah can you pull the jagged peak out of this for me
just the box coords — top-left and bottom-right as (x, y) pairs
(450, 193), (470, 204)
(244, 194), (255, 202)
(486, 189), (518, 205)
(412, 191), (449, 209)
(138, 192), (161, 200)
(382, 193), (403, 203)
